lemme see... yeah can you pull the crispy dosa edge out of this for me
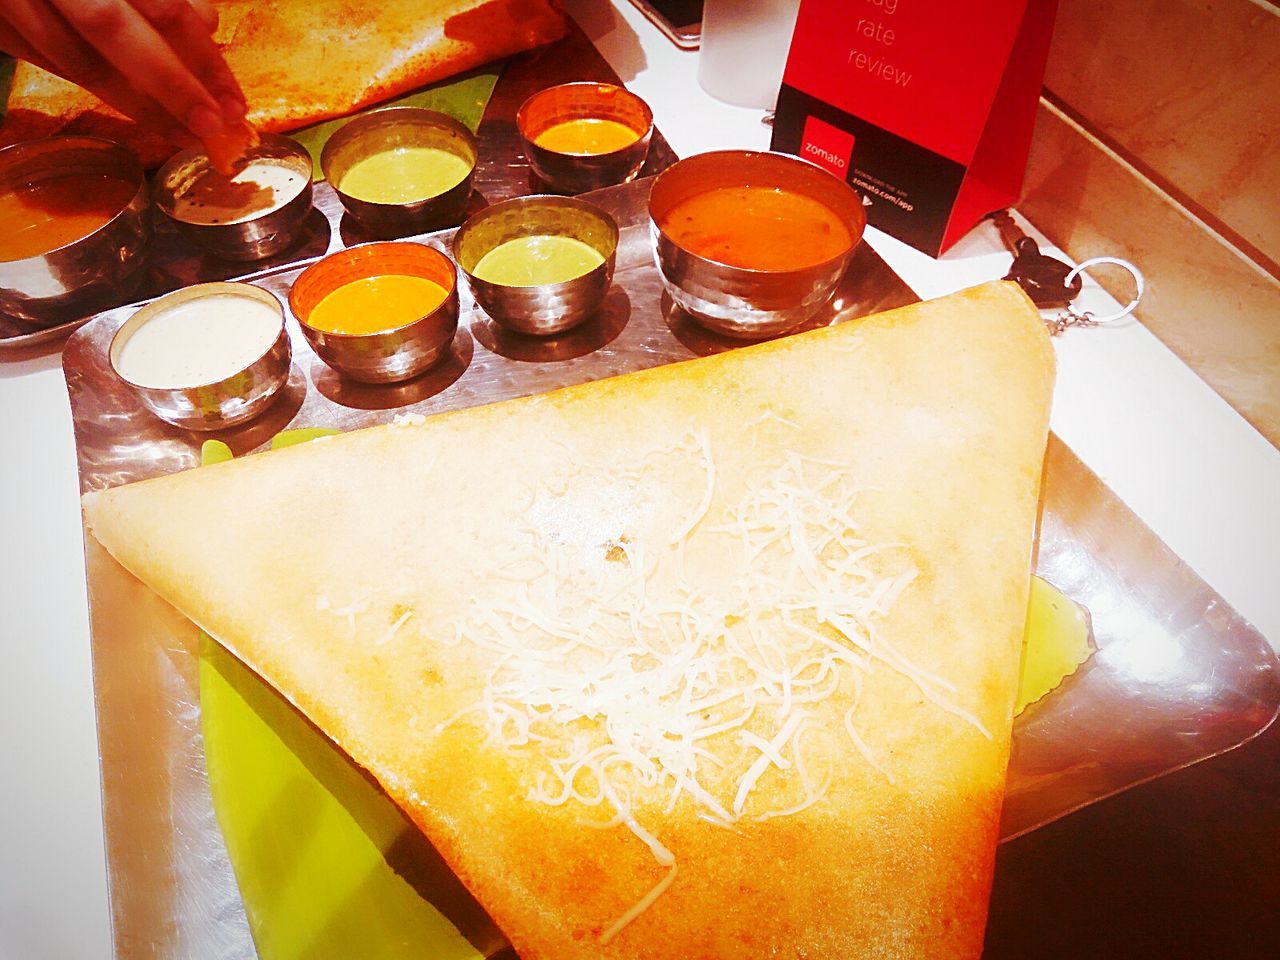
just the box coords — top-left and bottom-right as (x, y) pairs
(82, 281), (1054, 959)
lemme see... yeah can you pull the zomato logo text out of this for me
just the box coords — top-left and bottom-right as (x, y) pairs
(800, 115), (855, 179)
(804, 142), (846, 169)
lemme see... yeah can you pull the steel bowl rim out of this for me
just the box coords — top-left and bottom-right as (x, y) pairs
(153, 133), (314, 228)
(320, 106), (479, 210)
(465, 252), (615, 301)
(516, 81), (655, 160)
(648, 149), (866, 277)
(0, 135), (149, 265)
(451, 193), (621, 282)
(109, 281), (288, 392)
(289, 240), (460, 341)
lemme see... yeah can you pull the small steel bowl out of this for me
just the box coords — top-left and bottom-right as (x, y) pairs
(648, 150), (866, 339)
(289, 241), (459, 384)
(0, 136), (151, 327)
(110, 282), (291, 431)
(452, 195), (618, 337)
(322, 107), (478, 238)
(154, 134), (313, 261)
(517, 82), (653, 194)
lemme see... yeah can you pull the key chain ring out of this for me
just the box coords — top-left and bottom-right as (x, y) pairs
(1063, 257), (1145, 325)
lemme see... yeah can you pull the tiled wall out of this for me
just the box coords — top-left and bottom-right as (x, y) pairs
(1019, 0), (1280, 447)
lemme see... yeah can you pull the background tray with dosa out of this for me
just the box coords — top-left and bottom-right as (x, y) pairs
(0, 0), (570, 165)
(64, 169), (1280, 956)
(0, 16), (677, 353)
(24, 4), (1272, 954)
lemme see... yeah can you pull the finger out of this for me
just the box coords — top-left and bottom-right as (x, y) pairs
(0, 19), (58, 72)
(45, 0), (229, 141)
(186, 0), (219, 35)
(131, 0), (246, 117)
(1, 1), (190, 142)
(0, 1), (84, 74)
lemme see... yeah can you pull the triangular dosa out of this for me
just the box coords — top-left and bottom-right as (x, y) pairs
(83, 281), (1054, 958)
(0, 0), (568, 166)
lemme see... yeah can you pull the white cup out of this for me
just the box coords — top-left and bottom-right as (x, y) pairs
(697, 0), (802, 109)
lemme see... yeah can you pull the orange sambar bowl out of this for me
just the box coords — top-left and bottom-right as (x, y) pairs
(517, 82), (653, 194)
(289, 241), (459, 384)
(648, 150), (866, 339)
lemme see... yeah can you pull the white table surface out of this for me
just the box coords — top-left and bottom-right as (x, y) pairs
(1, 3), (1277, 957)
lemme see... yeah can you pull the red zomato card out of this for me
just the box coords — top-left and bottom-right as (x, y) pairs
(771, 0), (1059, 257)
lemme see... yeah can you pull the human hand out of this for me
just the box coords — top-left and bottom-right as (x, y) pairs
(0, 0), (247, 149)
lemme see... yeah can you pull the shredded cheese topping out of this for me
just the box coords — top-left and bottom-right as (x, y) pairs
(599, 864), (678, 946)
(376, 610), (414, 647)
(436, 424), (986, 941)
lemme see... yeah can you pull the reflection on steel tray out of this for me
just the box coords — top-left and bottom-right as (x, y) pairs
(64, 174), (1279, 958)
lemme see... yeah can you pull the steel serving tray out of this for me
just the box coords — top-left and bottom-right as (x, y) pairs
(62, 175), (1280, 960)
(65, 174), (1279, 958)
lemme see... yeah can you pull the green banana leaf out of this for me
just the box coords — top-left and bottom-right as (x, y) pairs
(0, 57), (15, 122)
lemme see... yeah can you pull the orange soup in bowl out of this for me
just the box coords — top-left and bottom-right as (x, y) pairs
(0, 174), (137, 261)
(657, 185), (854, 272)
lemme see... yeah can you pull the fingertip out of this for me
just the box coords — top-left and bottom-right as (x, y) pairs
(219, 95), (246, 122)
(186, 103), (224, 143)
(189, 0), (220, 34)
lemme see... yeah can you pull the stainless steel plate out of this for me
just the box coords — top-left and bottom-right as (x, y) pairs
(64, 175), (1279, 957)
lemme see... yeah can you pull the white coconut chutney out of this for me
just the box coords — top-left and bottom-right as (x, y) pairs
(114, 293), (281, 389)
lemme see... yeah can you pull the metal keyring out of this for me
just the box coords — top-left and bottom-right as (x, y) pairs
(1064, 257), (1145, 324)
